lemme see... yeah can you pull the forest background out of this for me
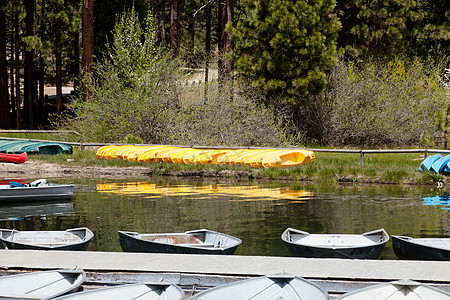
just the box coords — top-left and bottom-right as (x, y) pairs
(0, 0), (449, 149)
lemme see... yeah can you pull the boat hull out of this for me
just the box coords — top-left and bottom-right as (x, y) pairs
(0, 227), (94, 251)
(189, 274), (328, 300)
(54, 282), (185, 299)
(337, 279), (450, 299)
(0, 184), (74, 202)
(392, 235), (450, 261)
(0, 269), (85, 299)
(284, 242), (386, 259)
(282, 228), (389, 259)
(118, 230), (241, 255)
(0, 152), (27, 164)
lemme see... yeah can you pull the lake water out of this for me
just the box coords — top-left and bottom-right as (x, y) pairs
(0, 177), (448, 259)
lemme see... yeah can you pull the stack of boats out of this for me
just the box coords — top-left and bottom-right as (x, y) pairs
(419, 153), (450, 174)
(0, 269), (448, 299)
(96, 144), (315, 168)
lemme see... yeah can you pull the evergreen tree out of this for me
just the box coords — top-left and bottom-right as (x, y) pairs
(229, 0), (340, 103)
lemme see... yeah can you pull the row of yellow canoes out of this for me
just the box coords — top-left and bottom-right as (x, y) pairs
(96, 145), (315, 168)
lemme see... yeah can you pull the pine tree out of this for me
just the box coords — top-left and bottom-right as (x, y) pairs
(229, 0), (340, 103)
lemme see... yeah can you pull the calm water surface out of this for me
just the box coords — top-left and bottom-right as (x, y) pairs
(0, 177), (448, 259)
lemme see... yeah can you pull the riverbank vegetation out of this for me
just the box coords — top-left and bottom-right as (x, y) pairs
(1, 0), (449, 154)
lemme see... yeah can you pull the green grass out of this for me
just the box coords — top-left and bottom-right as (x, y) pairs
(1, 133), (438, 185)
(26, 146), (437, 185)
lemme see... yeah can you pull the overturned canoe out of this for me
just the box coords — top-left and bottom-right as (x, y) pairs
(0, 269), (85, 300)
(281, 228), (389, 259)
(0, 152), (27, 164)
(392, 235), (450, 261)
(119, 229), (242, 255)
(0, 140), (72, 155)
(0, 227), (94, 250)
(54, 282), (185, 300)
(189, 274), (328, 300)
(337, 279), (450, 299)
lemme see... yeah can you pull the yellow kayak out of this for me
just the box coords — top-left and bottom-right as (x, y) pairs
(103, 145), (132, 160)
(244, 149), (275, 166)
(96, 145), (117, 159)
(162, 148), (196, 163)
(167, 148), (201, 164)
(262, 150), (315, 168)
(156, 147), (185, 163)
(137, 146), (178, 163)
(193, 149), (232, 164)
(113, 145), (141, 159)
(126, 145), (162, 161)
(217, 149), (247, 165)
(182, 149), (209, 164)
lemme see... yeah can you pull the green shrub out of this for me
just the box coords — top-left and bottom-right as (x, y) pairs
(297, 57), (449, 147)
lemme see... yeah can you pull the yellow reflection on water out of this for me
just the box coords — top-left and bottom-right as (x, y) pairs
(96, 182), (313, 202)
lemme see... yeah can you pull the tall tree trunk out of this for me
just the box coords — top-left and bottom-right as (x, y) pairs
(73, 18), (81, 91)
(9, 16), (15, 127)
(156, 0), (166, 47)
(14, 11), (21, 129)
(38, 0), (45, 122)
(82, 0), (94, 101)
(188, 4), (195, 63)
(23, 0), (36, 128)
(170, 0), (180, 57)
(0, 7), (10, 129)
(204, 2), (211, 103)
(55, 19), (62, 115)
(217, 0), (234, 85)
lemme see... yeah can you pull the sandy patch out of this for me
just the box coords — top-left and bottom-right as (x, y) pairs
(0, 159), (152, 179)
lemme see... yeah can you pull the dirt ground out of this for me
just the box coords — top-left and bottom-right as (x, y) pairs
(0, 159), (152, 179)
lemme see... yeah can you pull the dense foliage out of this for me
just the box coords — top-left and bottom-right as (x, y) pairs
(229, 0), (340, 103)
(296, 58), (449, 147)
(61, 8), (295, 147)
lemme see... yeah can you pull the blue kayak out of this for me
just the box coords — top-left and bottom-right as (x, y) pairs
(431, 155), (450, 174)
(418, 154), (442, 172)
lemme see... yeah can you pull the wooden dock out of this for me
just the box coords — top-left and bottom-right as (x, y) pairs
(0, 250), (449, 298)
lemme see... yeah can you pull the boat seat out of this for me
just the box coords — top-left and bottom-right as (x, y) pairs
(28, 179), (48, 187)
(9, 181), (25, 188)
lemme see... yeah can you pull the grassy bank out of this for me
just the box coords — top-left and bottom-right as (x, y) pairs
(0, 133), (438, 184)
(27, 146), (437, 185)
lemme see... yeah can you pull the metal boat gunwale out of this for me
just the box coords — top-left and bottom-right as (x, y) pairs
(392, 235), (450, 251)
(119, 229), (242, 250)
(53, 282), (185, 299)
(282, 228), (389, 250)
(188, 273), (329, 300)
(0, 227), (94, 250)
(0, 268), (86, 300)
(337, 279), (450, 299)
